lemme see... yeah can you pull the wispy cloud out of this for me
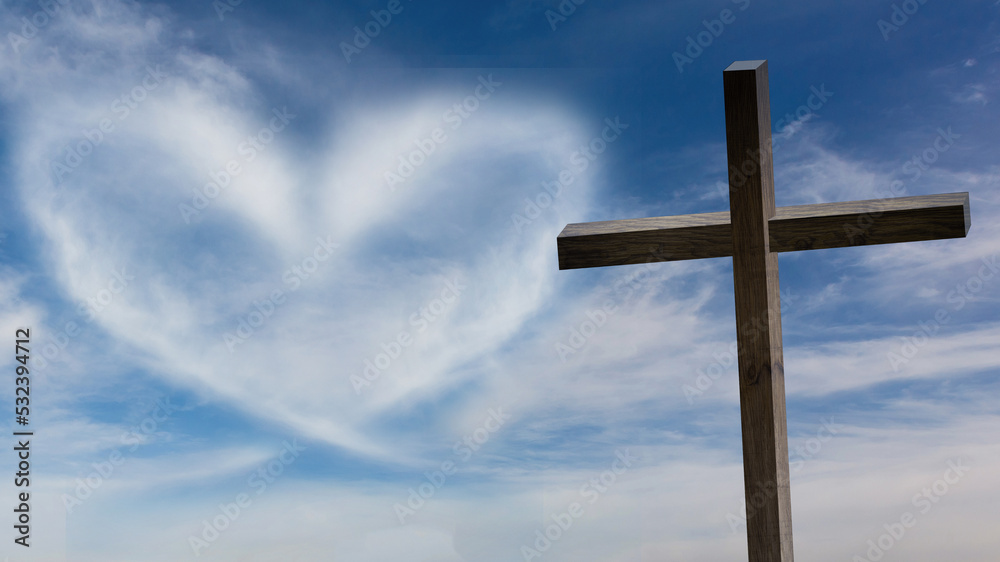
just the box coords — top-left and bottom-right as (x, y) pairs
(1, 0), (997, 560)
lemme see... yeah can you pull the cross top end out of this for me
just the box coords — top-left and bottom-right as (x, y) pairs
(556, 60), (970, 271)
(725, 59), (767, 72)
(554, 59), (972, 562)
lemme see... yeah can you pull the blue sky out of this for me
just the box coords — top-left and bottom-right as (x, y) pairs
(0, 0), (998, 560)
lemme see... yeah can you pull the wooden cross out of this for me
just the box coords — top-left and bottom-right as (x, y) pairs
(556, 60), (971, 561)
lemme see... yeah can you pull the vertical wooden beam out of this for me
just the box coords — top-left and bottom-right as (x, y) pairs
(723, 60), (794, 562)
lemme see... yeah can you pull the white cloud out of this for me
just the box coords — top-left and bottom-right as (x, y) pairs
(2, 1), (999, 560)
(2, 0), (601, 465)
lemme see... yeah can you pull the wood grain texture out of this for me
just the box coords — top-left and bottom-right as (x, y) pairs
(724, 59), (794, 562)
(556, 193), (970, 270)
(556, 211), (733, 268)
(553, 59), (973, 562)
(769, 192), (969, 251)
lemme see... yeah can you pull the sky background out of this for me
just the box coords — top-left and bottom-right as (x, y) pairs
(0, 0), (998, 560)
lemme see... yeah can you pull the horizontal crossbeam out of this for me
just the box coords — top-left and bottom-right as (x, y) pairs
(557, 192), (970, 270)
